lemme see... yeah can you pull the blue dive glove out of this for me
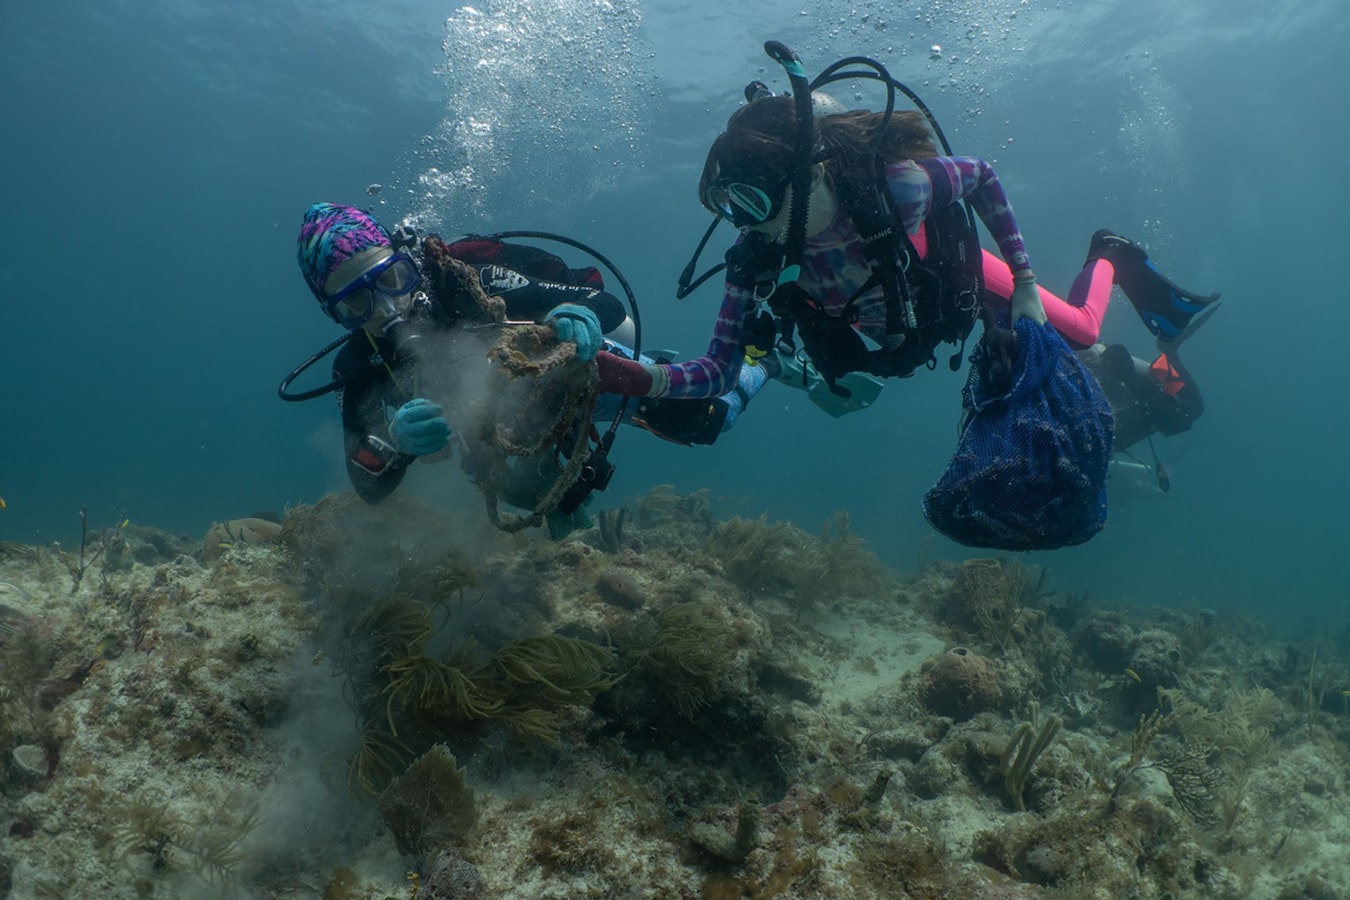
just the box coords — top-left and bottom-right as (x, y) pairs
(389, 398), (450, 456)
(547, 304), (603, 361)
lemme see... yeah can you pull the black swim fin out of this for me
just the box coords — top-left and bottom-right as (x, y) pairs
(1086, 229), (1220, 341)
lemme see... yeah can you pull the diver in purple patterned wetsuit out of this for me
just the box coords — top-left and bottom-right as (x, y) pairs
(595, 95), (1216, 403)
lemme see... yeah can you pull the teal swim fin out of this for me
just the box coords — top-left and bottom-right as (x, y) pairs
(773, 348), (883, 417)
(808, 372), (884, 417)
(1086, 229), (1219, 341)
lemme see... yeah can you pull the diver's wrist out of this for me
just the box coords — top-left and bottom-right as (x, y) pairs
(644, 365), (670, 398)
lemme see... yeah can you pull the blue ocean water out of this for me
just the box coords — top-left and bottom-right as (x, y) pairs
(1, 0), (1344, 624)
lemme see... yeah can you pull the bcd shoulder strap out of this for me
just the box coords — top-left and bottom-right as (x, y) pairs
(833, 153), (919, 341)
(784, 155), (984, 384)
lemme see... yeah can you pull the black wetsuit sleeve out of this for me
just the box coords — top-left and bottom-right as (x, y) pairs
(475, 264), (626, 332)
(333, 337), (416, 504)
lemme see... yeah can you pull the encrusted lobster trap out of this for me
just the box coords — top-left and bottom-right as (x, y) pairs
(436, 255), (599, 533)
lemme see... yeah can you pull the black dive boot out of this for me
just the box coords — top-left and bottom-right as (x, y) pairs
(1086, 229), (1220, 341)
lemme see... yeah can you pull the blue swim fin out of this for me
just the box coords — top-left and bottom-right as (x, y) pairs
(1086, 230), (1219, 341)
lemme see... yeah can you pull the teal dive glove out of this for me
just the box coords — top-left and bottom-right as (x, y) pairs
(548, 304), (603, 361)
(389, 398), (450, 456)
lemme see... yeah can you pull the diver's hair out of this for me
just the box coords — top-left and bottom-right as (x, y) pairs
(698, 95), (938, 212)
(818, 108), (938, 162)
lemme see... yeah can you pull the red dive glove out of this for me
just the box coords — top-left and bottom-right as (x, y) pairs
(596, 350), (655, 397)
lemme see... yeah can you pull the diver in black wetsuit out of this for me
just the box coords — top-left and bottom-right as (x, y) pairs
(292, 203), (770, 531)
(1079, 302), (1217, 492)
(295, 202), (627, 506)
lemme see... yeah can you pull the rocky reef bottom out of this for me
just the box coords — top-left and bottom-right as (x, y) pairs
(0, 487), (1346, 899)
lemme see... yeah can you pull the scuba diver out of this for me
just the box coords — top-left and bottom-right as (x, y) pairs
(288, 203), (771, 536)
(595, 45), (1218, 408)
(1080, 302), (1217, 493)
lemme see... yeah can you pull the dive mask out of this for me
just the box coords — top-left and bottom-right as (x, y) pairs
(323, 251), (420, 328)
(703, 174), (791, 229)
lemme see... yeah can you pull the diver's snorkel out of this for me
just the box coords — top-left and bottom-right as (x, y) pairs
(764, 40), (816, 295)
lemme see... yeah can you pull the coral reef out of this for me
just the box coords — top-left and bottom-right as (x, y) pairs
(1001, 701), (1063, 812)
(916, 646), (1005, 720)
(0, 488), (1346, 899)
(377, 744), (477, 861)
(202, 517), (281, 564)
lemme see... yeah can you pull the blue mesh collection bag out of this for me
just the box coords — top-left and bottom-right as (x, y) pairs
(923, 319), (1114, 551)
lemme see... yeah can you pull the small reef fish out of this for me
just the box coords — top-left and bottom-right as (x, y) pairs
(0, 582), (32, 602)
(0, 495), (6, 509)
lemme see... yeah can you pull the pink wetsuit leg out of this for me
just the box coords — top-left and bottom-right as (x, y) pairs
(979, 250), (1112, 347)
